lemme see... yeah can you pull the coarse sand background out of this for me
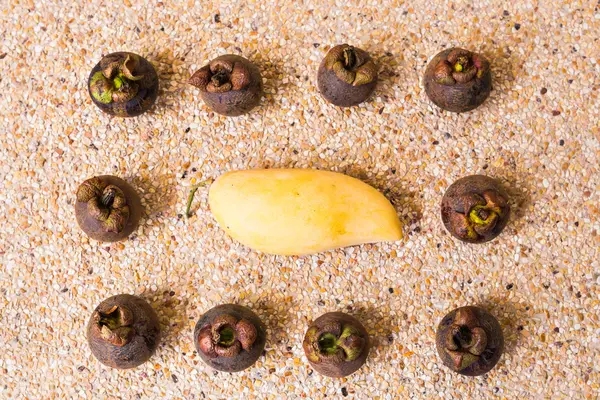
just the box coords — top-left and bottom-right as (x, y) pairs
(1, 0), (599, 398)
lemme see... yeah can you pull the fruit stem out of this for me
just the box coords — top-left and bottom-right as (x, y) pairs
(468, 205), (498, 226)
(185, 180), (213, 218)
(318, 333), (339, 354)
(101, 189), (116, 207)
(453, 326), (472, 347)
(343, 48), (357, 69)
(211, 70), (229, 87)
(218, 327), (236, 346)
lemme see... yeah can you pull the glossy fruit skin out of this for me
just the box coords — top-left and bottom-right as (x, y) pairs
(435, 306), (504, 376)
(441, 175), (510, 243)
(424, 48), (491, 113)
(303, 312), (370, 378)
(88, 52), (159, 117)
(193, 304), (267, 372)
(317, 46), (377, 107)
(189, 54), (262, 116)
(87, 294), (160, 369)
(75, 175), (142, 242)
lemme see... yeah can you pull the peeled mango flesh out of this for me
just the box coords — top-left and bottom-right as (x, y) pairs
(208, 169), (403, 256)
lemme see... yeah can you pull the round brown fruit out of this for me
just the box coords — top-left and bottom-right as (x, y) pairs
(303, 312), (370, 378)
(441, 175), (510, 243)
(88, 52), (159, 117)
(436, 306), (504, 376)
(317, 44), (378, 107)
(87, 294), (160, 369)
(75, 175), (142, 242)
(424, 48), (491, 113)
(189, 54), (263, 116)
(194, 304), (267, 372)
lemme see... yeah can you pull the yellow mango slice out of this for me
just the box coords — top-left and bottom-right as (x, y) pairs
(208, 169), (402, 255)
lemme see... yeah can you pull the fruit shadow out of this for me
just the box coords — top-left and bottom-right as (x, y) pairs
(489, 169), (534, 236)
(133, 59), (181, 118)
(504, 176), (532, 227)
(346, 304), (402, 365)
(141, 288), (189, 349)
(251, 52), (283, 117)
(129, 173), (178, 223)
(480, 44), (521, 107)
(369, 50), (404, 104)
(477, 297), (524, 358)
(250, 292), (299, 353)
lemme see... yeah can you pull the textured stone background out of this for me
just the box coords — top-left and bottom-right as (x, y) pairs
(1, 0), (599, 398)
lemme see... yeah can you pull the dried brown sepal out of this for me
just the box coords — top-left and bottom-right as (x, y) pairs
(446, 350), (480, 370)
(454, 193), (486, 215)
(197, 313), (260, 360)
(453, 65), (478, 83)
(433, 48), (489, 86)
(188, 66), (211, 90)
(434, 61), (456, 85)
(454, 307), (480, 328)
(353, 60), (377, 86)
(190, 59), (251, 93)
(78, 178), (130, 234)
(441, 309), (489, 371)
(338, 330), (365, 361)
(121, 54), (144, 81)
(469, 327), (488, 355)
(318, 347), (346, 364)
(230, 62), (250, 90)
(101, 54), (123, 79)
(95, 305), (135, 347)
(483, 190), (507, 209)
(76, 177), (104, 202)
(441, 175), (510, 243)
(211, 314), (239, 338)
(436, 306), (504, 376)
(87, 294), (160, 369)
(332, 61), (356, 84)
(215, 340), (242, 358)
(303, 312), (370, 377)
(210, 59), (234, 74)
(207, 80), (232, 93)
(316, 321), (342, 338)
(197, 326), (217, 358)
(104, 205), (130, 233)
(111, 82), (139, 103)
(447, 211), (477, 240)
(324, 45), (346, 69)
(100, 325), (135, 347)
(323, 44), (377, 86)
(447, 48), (472, 66)
(236, 319), (258, 352)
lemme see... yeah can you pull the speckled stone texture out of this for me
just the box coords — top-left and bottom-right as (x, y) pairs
(0, 1), (598, 399)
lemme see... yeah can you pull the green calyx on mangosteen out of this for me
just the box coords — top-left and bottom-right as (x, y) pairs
(88, 52), (159, 117)
(194, 304), (267, 372)
(87, 294), (160, 369)
(188, 54), (263, 116)
(436, 306), (504, 376)
(441, 175), (510, 243)
(75, 175), (142, 242)
(303, 312), (369, 378)
(317, 44), (378, 107)
(424, 48), (491, 112)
